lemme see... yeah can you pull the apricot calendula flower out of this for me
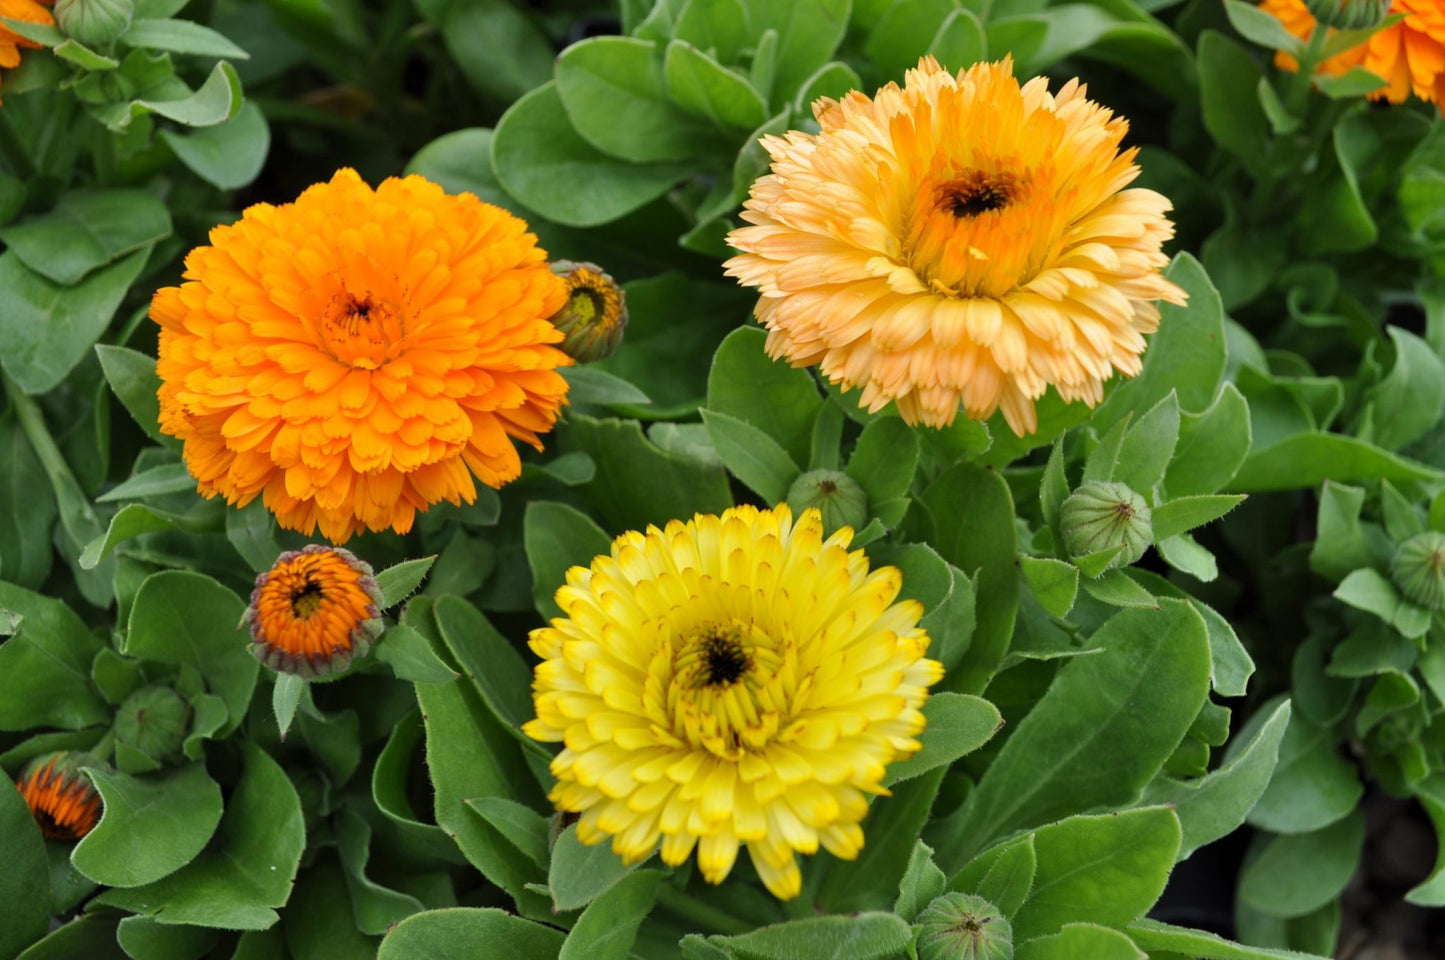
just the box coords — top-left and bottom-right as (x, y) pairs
(153, 168), (571, 544)
(523, 504), (943, 900)
(244, 544), (384, 677)
(724, 57), (1186, 436)
(15, 753), (102, 840)
(1260, 0), (1445, 109)
(0, 0), (54, 98)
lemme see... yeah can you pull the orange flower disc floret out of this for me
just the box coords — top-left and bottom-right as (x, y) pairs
(0, 0), (54, 99)
(725, 57), (1186, 436)
(153, 168), (571, 543)
(1260, 0), (1445, 109)
(245, 545), (384, 677)
(16, 753), (102, 840)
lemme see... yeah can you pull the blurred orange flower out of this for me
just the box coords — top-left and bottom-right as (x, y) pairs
(0, 0), (54, 98)
(153, 168), (570, 543)
(1261, 0), (1445, 109)
(725, 58), (1184, 436)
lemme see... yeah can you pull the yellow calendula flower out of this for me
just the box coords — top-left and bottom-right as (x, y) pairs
(1261, 0), (1445, 110)
(725, 57), (1186, 436)
(152, 168), (571, 544)
(524, 504), (943, 900)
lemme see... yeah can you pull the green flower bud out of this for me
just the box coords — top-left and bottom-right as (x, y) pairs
(115, 686), (190, 761)
(548, 260), (628, 363)
(1305, 0), (1389, 29)
(54, 0), (134, 46)
(915, 893), (1013, 960)
(1391, 531), (1445, 611)
(787, 469), (868, 533)
(1059, 481), (1152, 570)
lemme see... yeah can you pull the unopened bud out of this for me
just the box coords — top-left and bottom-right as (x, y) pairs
(787, 469), (868, 533)
(15, 752), (104, 840)
(245, 545), (385, 678)
(915, 893), (1013, 960)
(54, 0), (133, 46)
(1392, 531), (1445, 611)
(1306, 0), (1389, 29)
(1060, 481), (1152, 571)
(115, 686), (189, 761)
(548, 260), (628, 363)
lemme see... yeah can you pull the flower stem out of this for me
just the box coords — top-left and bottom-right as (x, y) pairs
(1287, 19), (1333, 115)
(654, 883), (754, 936)
(90, 728), (116, 763)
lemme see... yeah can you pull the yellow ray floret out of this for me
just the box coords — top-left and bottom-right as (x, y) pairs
(152, 168), (570, 543)
(524, 504), (944, 900)
(725, 57), (1186, 436)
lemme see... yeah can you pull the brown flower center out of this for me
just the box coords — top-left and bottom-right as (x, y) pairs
(319, 287), (404, 369)
(686, 629), (753, 688)
(936, 171), (1021, 218)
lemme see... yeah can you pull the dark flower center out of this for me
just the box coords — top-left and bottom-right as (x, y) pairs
(291, 580), (324, 618)
(937, 171), (1020, 218)
(699, 632), (751, 687)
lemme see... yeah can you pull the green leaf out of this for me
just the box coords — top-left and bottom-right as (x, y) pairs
(120, 17), (248, 58)
(524, 500), (612, 620)
(792, 60), (863, 113)
(846, 417), (921, 509)
(951, 833), (1038, 918)
(333, 809), (425, 935)
(0, 17), (64, 45)
(1309, 481), (1374, 581)
(123, 571), (256, 734)
(705, 912), (912, 960)
(1230, 432), (1443, 491)
(864, 0), (956, 76)
(115, 918), (221, 960)
(1314, 66), (1389, 98)
(1014, 923), (1147, 960)
(1094, 254), (1225, 429)
(1198, 31), (1269, 175)
(371, 709), (464, 865)
(492, 83), (690, 227)
(272, 672), (302, 738)
(883, 693), (1000, 786)
(14, 915), (125, 960)
(1080, 569), (1159, 608)
(742, 0), (851, 104)
(559, 870), (660, 960)
(556, 36), (726, 162)
(1408, 776), (1445, 906)
(560, 414), (732, 532)
(1011, 806), (1182, 940)
(0, 581), (107, 730)
(1364, 327), (1445, 452)
(1141, 699), (1292, 859)
(937, 601), (1210, 872)
(374, 623), (457, 684)
(562, 366), (652, 407)
(225, 498), (280, 573)
(707, 327), (822, 466)
(1164, 383), (1252, 497)
(820, 767), (945, 912)
(0, 249), (148, 395)
(1222, 0), (1304, 56)
(1332, 567), (1405, 629)
(1126, 917), (1334, 960)
(160, 100), (269, 190)
(378, 909), (564, 960)
(94, 60), (244, 130)
(672, 0), (751, 62)
(1019, 556), (1079, 618)
(549, 823), (643, 911)
(95, 345), (178, 451)
(421, 0), (553, 103)
(920, 462), (1018, 695)
(0, 413), (57, 590)
(0, 770), (49, 960)
(1113, 391), (1180, 494)
(1238, 809), (1365, 918)
(1243, 703), (1362, 834)
(0, 190), (170, 286)
(1156, 533), (1218, 582)
(464, 798), (551, 872)
(928, 8), (986, 71)
(80, 502), (214, 569)
(95, 742), (303, 929)
(1152, 494), (1247, 541)
(431, 596), (540, 755)
(70, 762), (223, 888)
(893, 840), (947, 922)
(701, 409), (801, 503)
(375, 557), (437, 608)
(664, 40), (767, 131)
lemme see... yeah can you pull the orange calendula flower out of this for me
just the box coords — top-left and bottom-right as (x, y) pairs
(0, 0), (53, 99)
(15, 753), (103, 840)
(724, 58), (1186, 436)
(153, 168), (571, 543)
(244, 544), (384, 677)
(1261, 0), (1445, 108)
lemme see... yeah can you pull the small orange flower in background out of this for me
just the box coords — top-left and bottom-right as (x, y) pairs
(1261, 0), (1445, 109)
(245, 545), (384, 677)
(15, 753), (102, 840)
(153, 168), (571, 543)
(725, 57), (1185, 436)
(0, 0), (54, 98)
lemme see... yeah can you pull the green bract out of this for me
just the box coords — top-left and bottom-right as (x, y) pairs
(1059, 481), (1153, 571)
